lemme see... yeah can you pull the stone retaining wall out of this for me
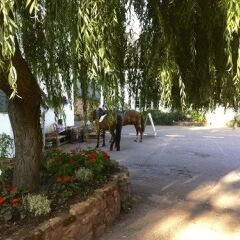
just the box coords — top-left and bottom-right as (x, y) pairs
(10, 167), (130, 240)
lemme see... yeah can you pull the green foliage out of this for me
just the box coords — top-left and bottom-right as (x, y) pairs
(1, 0), (240, 111)
(23, 194), (51, 216)
(0, 134), (14, 182)
(129, 0), (240, 110)
(227, 114), (240, 128)
(147, 110), (187, 125)
(43, 148), (114, 179)
(0, 0), (18, 97)
(0, 147), (118, 225)
(0, 149), (118, 224)
(0, 183), (22, 222)
(0, 134), (14, 160)
(75, 168), (93, 183)
(147, 109), (206, 125)
(187, 110), (206, 123)
(42, 148), (116, 204)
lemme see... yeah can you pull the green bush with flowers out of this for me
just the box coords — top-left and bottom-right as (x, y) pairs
(0, 148), (118, 236)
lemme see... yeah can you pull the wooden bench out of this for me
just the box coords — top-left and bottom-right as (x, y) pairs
(45, 134), (68, 147)
(45, 123), (69, 147)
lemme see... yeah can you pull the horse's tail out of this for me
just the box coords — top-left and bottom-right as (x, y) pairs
(116, 115), (122, 146)
(141, 115), (145, 133)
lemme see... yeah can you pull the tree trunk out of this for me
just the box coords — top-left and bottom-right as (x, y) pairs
(8, 98), (42, 191)
(0, 40), (42, 191)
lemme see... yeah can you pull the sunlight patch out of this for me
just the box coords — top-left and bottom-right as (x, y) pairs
(176, 224), (226, 240)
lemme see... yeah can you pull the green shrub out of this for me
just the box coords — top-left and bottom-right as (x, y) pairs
(187, 110), (206, 123)
(43, 149), (114, 179)
(0, 148), (119, 227)
(0, 134), (14, 183)
(23, 194), (51, 216)
(75, 168), (93, 182)
(147, 110), (187, 125)
(147, 109), (206, 125)
(0, 133), (14, 160)
(227, 115), (240, 128)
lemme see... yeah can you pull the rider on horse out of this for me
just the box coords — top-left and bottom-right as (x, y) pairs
(97, 104), (106, 120)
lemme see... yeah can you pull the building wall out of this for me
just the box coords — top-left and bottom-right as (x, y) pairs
(44, 104), (75, 133)
(0, 104), (75, 137)
(0, 113), (13, 137)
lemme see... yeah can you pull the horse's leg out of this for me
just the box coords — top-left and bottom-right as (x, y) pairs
(139, 128), (143, 142)
(140, 116), (144, 142)
(96, 128), (100, 148)
(115, 119), (122, 151)
(109, 129), (116, 151)
(102, 130), (106, 147)
(134, 124), (139, 142)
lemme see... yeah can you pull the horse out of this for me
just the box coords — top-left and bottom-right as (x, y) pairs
(123, 110), (145, 142)
(93, 109), (122, 151)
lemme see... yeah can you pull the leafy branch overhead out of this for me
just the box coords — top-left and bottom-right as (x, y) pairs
(131, 0), (240, 110)
(0, 0), (240, 110)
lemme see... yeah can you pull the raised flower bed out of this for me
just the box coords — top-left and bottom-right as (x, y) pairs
(0, 149), (131, 240)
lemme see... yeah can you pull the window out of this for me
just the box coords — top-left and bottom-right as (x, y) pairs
(135, 97), (140, 109)
(0, 90), (8, 112)
(146, 101), (152, 109)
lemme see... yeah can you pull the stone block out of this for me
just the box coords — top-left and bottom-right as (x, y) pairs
(94, 224), (106, 238)
(62, 215), (76, 227)
(63, 222), (92, 239)
(49, 215), (65, 229)
(80, 231), (93, 240)
(70, 201), (90, 216)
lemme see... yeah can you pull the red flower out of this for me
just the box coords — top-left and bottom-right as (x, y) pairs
(3, 183), (17, 195)
(63, 176), (73, 183)
(55, 177), (63, 184)
(88, 152), (97, 163)
(0, 196), (5, 206)
(10, 198), (20, 208)
(10, 187), (18, 196)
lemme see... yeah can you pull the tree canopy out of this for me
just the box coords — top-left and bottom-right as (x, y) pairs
(0, 0), (239, 111)
(129, 0), (240, 110)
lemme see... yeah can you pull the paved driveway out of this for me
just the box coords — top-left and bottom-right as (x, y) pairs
(98, 126), (240, 240)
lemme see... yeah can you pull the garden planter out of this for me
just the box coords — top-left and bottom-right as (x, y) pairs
(7, 166), (130, 240)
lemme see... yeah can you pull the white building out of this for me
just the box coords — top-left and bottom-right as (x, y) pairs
(0, 90), (75, 139)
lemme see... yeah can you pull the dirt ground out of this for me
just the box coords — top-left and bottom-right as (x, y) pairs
(92, 126), (240, 240)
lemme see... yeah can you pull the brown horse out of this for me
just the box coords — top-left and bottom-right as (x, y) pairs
(123, 110), (145, 142)
(93, 110), (122, 151)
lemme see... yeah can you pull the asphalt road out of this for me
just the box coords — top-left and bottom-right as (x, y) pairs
(98, 126), (240, 240)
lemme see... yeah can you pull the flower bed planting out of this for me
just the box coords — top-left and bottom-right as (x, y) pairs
(0, 148), (127, 239)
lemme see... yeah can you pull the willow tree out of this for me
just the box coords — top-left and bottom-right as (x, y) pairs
(128, 0), (240, 110)
(1, 0), (240, 190)
(0, 0), (126, 190)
